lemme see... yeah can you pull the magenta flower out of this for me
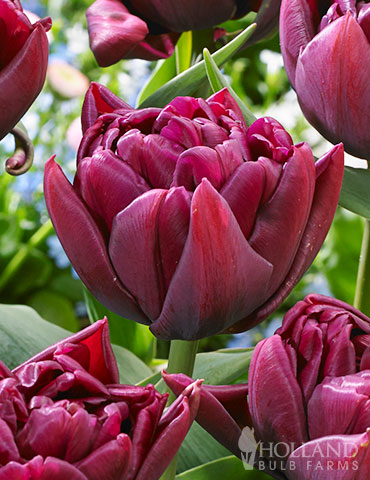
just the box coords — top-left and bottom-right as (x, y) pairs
(0, 319), (200, 479)
(86, 0), (273, 66)
(280, 0), (370, 160)
(44, 83), (344, 340)
(165, 295), (370, 478)
(0, 0), (51, 140)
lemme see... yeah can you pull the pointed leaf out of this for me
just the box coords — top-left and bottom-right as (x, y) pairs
(139, 24), (256, 108)
(339, 166), (370, 220)
(176, 31), (193, 74)
(203, 48), (256, 126)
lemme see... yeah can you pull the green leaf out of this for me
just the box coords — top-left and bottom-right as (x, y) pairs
(176, 456), (273, 480)
(0, 303), (70, 368)
(84, 288), (155, 364)
(203, 48), (256, 125)
(26, 290), (79, 332)
(339, 166), (370, 220)
(112, 344), (152, 384)
(193, 348), (253, 384)
(177, 423), (231, 473)
(176, 31), (193, 74)
(136, 55), (177, 106)
(139, 24), (256, 108)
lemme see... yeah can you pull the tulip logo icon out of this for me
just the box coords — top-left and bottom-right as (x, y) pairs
(238, 426), (260, 471)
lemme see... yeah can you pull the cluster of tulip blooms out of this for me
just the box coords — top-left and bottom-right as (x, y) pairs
(1, 0), (370, 478)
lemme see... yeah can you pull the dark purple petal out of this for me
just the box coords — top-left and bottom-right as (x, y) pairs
(249, 336), (308, 455)
(109, 189), (168, 320)
(151, 179), (273, 339)
(295, 14), (370, 159)
(76, 150), (150, 230)
(86, 0), (148, 67)
(44, 158), (148, 325)
(81, 82), (132, 134)
(129, 0), (237, 32)
(76, 434), (131, 480)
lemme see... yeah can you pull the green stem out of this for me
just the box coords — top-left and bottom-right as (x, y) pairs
(354, 219), (370, 316)
(0, 220), (53, 293)
(160, 339), (199, 480)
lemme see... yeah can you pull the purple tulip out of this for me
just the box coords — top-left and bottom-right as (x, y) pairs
(248, 294), (370, 478)
(165, 295), (370, 478)
(280, 0), (370, 160)
(86, 0), (275, 66)
(44, 83), (344, 340)
(0, 319), (200, 479)
(0, 0), (51, 140)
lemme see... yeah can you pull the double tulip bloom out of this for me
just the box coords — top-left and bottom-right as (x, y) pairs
(0, 0), (50, 140)
(44, 83), (344, 340)
(86, 0), (278, 66)
(165, 295), (370, 478)
(280, 0), (370, 160)
(0, 319), (200, 479)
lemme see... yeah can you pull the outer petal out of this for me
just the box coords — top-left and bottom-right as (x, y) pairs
(135, 380), (201, 480)
(0, 456), (88, 480)
(86, 0), (149, 67)
(130, 0), (237, 32)
(295, 13), (370, 159)
(109, 189), (168, 321)
(0, 23), (48, 140)
(13, 319), (118, 384)
(279, 0), (317, 86)
(44, 158), (148, 325)
(125, 32), (179, 61)
(233, 144), (344, 333)
(249, 335), (308, 455)
(151, 179), (273, 340)
(248, 143), (316, 299)
(162, 372), (247, 458)
(286, 431), (370, 480)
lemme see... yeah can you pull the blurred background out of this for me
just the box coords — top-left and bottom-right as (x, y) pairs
(0, 0), (364, 364)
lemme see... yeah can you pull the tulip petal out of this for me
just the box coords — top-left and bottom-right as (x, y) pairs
(130, 0), (237, 32)
(0, 456), (88, 480)
(279, 0), (317, 86)
(14, 319), (119, 385)
(249, 335), (308, 454)
(0, 23), (48, 140)
(162, 371), (246, 459)
(308, 380), (367, 440)
(86, 0), (149, 67)
(220, 160), (265, 239)
(152, 179), (273, 340)
(76, 151), (150, 230)
(286, 431), (370, 479)
(234, 144), (343, 332)
(81, 82), (132, 134)
(249, 143), (316, 298)
(76, 434), (131, 480)
(0, 418), (20, 464)
(126, 32), (179, 61)
(109, 189), (168, 321)
(295, 13), (370, 159)
(44, 158), (148, 325)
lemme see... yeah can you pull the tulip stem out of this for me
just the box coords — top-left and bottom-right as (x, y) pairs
(0, 220), (53, 293)
(354, 219), (370, 316)
(160, 339), (199, 480)
(166, 339), (199, 377)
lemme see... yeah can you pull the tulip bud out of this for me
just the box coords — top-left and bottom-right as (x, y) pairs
(280, 0), (370, 160)
(86, 0), (280, 66)
(44, 84), (344, 340)
(0, 319), (200, 479)
(0, 0), (51, 140)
